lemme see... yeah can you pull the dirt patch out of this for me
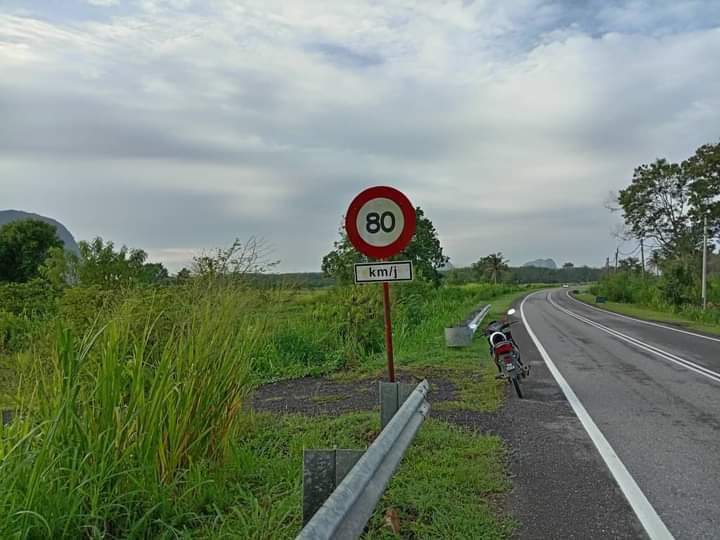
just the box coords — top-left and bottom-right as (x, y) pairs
(252, 368), (458, 416)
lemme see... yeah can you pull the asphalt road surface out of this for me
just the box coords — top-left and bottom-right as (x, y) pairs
(520, 289), (720, 539)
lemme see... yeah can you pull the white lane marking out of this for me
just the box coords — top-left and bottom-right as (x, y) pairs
(520, 292), (674, 540)
(548, 293), (720, 384)
(566, 291), (720, 343)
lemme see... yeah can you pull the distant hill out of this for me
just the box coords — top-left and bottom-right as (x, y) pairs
(0, 210), (80, 254)
(523, 258), (557, 269)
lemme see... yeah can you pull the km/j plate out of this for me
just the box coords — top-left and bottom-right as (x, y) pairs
(354, 261), (413, 284)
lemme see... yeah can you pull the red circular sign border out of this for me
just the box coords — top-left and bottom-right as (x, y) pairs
(345, 186), (416, 259)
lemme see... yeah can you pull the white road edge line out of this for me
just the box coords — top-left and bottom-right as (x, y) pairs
(549, 294), (720, 384)
(566, 291), (720, 343)
(520, 291), (674, 540)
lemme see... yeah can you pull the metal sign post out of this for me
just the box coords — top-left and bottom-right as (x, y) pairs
(382, 281), (395, 381)
(345, 186), (416, 382)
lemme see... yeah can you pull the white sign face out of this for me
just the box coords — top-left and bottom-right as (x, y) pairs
(354, 261), (413, 283)
(354, 197), (406, 248)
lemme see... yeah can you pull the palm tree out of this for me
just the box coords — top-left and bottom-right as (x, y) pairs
(472, 253), (509, 284)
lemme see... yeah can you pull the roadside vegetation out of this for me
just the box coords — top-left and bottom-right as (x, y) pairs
(0, 273), (525, 537)
(585, 140), (720, 333)
(574, 290), (720, 336)
(0, 207), (546, 537)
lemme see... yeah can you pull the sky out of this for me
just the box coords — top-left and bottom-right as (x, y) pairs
(1, 1), (719, 272)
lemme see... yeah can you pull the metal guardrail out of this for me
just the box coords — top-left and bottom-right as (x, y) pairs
(297, 380), (431, 540)
(467, 304), (492, 333)
(444, 303), (492, 347)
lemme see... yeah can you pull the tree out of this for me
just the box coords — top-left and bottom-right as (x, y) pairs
(38, 237), (169, 288)
(139, 262), (169, 284)
(685, 142), (720, 226)
(618, 159), (691, 254)
(617, 143), (720, 259)
(39, 246), (79, 287)
(614, 142), (720, 307)
(175, 267), (192, 283)
(0, 219), (63, 283)
(562, 262), (574, 268)
(618, 257), (642, 273)
(75, 237), (148, 287)
(321, 207), (448, 285)
(472, 253), (509, 284)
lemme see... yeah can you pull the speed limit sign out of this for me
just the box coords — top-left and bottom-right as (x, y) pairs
(345, 186), (416, 259)
(345, 186), (416, 383)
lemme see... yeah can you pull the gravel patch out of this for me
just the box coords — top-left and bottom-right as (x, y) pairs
(252, 369), (458, 416)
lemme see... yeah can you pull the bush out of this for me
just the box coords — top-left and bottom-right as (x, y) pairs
(0, 280), (58, 353)
(658, 259), (698, 307)
(0, 311), (34, 353)
(0, 279), (58, 317)
(595, 267), (720, 326)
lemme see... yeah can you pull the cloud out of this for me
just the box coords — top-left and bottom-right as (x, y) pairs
(305, 41), (384, 69)
(86, 0), (119, 6)
(1, 2), (719, 271)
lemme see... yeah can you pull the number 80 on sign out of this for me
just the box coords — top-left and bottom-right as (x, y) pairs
(345, 186), (416, 259)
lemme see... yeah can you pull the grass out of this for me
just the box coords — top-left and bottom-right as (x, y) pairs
(0, 280), (536, 538)
(573, 291), (720, 336)
(188, 411), (514, 539)
(210, 282), (530, 538)
(331, 286), (538, 377)
(0, 282), (258, 538)
(0, 367), (15, 409)
(397, 287), (539, 413)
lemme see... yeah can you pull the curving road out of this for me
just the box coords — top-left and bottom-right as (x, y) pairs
(520, 289), (720, 539)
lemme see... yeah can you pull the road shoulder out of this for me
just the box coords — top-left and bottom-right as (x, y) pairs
(496, 294), (647, 539)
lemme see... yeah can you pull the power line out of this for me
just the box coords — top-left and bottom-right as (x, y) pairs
(618, 244), (642, 257)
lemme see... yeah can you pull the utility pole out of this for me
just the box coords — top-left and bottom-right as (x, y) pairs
(640, 238), (645, 277)
(702, 214), (708, 310)
(615, 247), (619, 273)
(606, 256), (610, 276)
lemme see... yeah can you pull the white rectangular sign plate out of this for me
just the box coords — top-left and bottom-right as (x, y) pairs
(354, 261), (413, 283)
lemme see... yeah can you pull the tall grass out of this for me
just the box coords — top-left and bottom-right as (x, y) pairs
(0, 281), (258, 538)
(0, 278), (526, 536)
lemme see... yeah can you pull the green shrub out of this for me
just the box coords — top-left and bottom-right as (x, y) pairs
(0, 279), (58, 317)
(0, 280), (58, 353)
(0, 311), (33, 353)
(595, 268), (720, 326)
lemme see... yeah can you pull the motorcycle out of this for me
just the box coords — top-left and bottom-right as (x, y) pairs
(484, 308), (528, 398)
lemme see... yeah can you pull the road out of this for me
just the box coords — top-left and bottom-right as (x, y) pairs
(520, 289), (720, 539)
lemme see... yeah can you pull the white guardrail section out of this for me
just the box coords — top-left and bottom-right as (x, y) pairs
(296, 380), (431, 540)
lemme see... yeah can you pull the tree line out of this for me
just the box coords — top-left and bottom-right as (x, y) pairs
(597, 140), (720, 312)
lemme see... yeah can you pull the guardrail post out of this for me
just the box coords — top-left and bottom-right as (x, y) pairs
(297, 380), (430, 540)
(303, 449), (364, 525)
(379, 381), (415, 429)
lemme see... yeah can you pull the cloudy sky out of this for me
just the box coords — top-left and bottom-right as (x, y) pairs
(1, 1), (719, 272)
